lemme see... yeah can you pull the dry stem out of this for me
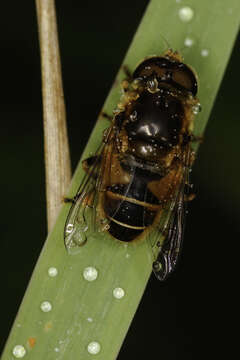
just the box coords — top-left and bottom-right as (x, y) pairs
(35, 0), (71, 231)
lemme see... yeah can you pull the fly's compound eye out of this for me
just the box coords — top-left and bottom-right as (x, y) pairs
(171, 63), (198, 96)
(133, 57), (198, 96)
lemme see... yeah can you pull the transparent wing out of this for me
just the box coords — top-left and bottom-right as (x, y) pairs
(64, 124), (142, 252)
(152, 183), (186, 280)
(152, 145), (192, 280)
(64, 130), (112, 253)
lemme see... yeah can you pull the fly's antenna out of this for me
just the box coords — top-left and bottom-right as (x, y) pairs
(159, 34), (185, 62)
(159, 33), (172, 52)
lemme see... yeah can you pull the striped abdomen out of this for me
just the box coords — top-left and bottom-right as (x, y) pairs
(103, 180), (161, 242)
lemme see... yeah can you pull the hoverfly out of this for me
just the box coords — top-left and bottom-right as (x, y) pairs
(64, 49), (201, 280)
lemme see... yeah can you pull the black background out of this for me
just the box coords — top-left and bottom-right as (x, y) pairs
(0, 1), (239, 359)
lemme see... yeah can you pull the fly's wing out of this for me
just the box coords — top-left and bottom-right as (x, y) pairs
(64, 128), (113, 253)
(152, 145), (192, 281)
(152, 183), (186, 280)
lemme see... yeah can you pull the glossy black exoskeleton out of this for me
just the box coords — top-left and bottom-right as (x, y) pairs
(64, 49), (201, 280)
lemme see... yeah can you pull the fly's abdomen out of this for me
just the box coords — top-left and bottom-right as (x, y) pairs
(103, 183), (160, 242)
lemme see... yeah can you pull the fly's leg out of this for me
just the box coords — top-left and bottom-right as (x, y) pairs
(64, 195), (79, 204)
(182, 132), (204, 146)
(64, 192), (95, 207)
(191, 134), (204, 144)
(120, 65), (133, 93)
(184, 183), (196, 202)
(64, 155), (101, 204)
(82, 155), (100, 176)
(122, 64), (132, 80)
(101, 112), (113, 122)
(117, 65), (143, 112)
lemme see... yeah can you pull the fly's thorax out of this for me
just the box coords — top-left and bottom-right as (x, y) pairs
(128, 52), (200, 139)
(116, 89), (184, 164)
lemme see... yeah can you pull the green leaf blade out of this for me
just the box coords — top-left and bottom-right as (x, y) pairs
(2, 1), (239, 359)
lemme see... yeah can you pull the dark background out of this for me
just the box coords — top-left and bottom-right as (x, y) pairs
(0, 1), (239, 359)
